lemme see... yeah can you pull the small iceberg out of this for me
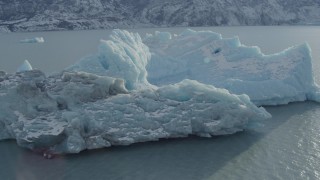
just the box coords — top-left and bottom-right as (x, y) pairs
(20, 37), (44, 43)
(16, 60), (33, 72)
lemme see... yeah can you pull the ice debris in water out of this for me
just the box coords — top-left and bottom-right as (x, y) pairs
(20, 37), (45, 43)
(0, 70), (270, 154)
(17, 60), (33, 72)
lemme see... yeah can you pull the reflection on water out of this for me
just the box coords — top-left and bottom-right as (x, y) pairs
(1, 102), (319, 180)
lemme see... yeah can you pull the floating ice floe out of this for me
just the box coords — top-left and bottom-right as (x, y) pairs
(20, 37), (44, 43)
(0, 70), (270, 154)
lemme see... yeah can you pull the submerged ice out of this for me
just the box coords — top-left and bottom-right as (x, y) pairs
(1, 29), (319, 155)
(0, 70), (270, 154)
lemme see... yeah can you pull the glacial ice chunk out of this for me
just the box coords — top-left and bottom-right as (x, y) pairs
(68, 30), (153, 90)
(17, 60), (33, 72)
(2, 29), (319, 155)
(0, 70), (270, 154)
(69, 29), (320, 105)
(20, 37), (45, 43)
(144, 29), (320, 105)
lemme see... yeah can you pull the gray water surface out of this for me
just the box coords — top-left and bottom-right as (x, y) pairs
(1, 26), (320, 180)
(1, 26), (320, 75)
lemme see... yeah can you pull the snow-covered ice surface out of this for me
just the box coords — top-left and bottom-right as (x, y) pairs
(16, 60), (33, 72)
(0, 70), (270, 154)
(20, 37), (44, 43)
(68, 30), (152, 90)
(71, 29), (320, 105)
(144, 29), (320, 105)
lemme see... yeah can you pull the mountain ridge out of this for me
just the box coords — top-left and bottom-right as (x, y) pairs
(1, 0), (320, 32)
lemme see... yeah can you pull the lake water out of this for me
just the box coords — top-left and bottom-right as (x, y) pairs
(1, 26), (320, 180)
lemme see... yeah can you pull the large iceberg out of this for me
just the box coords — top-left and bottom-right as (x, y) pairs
(0, 70), (270, 154)
(70, 29), (320, 105)
(144, 29), (320, 105)
(1, 29), (319, 155)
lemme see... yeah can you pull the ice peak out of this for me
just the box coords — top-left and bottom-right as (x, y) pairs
(17, 60), (33, 72)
